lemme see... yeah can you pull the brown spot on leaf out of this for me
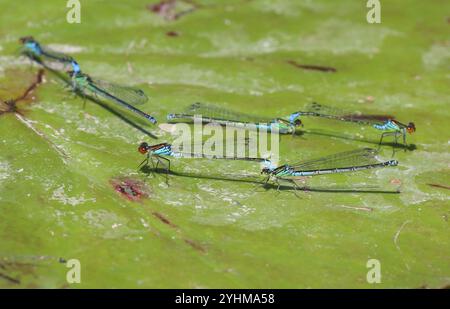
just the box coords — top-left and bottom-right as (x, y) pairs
(365, 96), (375, 103)
(427, 183), (450, 190)
(287, 60), (337, 73)
(184, 238), (206, 253)
(152, 211), (178, 228)
(390, 178), (402, 185)
(111, 177), (151, 201)
(166, 31), (180, 37)
(147, 0), (198, 21)
(0, 69), (45, 117)
(148, 0), (176, 15)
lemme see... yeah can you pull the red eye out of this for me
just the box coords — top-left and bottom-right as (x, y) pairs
(138, 143), (149, 154)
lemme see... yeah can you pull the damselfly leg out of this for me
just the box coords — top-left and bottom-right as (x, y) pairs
(86, 92), (102, 109)
(274, 178), (282, 193)
(27, 57), (34, 72)
(394, 132), (400, 156)
(82, 96), (87, 109)
(292, 176), (310, 191)
(138, 155), (149, 169)
(251, 175), (271, 193)
(156, 155), (171, 183)
(61, 87), (78, 102)
(378, 131), (398, 156)
(289, 180), (303, 198)
(402, 130), (407, 149)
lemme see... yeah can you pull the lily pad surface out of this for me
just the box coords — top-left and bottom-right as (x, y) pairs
(0, 0), (448, 288)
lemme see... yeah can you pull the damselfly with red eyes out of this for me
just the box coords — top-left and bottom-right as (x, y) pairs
(297, 102), (415, 154)
(138, 141), (271, 181)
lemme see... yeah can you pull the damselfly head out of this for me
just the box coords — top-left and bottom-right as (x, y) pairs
(138, 142), (149, 154)
(19, 36), (35, 44)
(407, 122), (416, 134)
(261, 167), (271, 175)
(293, 119), (302, 127)
(20, 36), (39, 53)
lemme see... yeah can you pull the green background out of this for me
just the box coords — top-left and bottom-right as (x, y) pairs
(0, 0), (448, 288)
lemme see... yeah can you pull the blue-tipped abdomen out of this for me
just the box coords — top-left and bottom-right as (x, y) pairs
(147, 115), (157, 124)
(387, 160), (398, 166)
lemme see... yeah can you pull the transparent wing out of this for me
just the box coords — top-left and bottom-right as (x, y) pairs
(90, 78), (148, 105)
(291, 148), (381, 171)
(41, 46), (74, 62)
(179, 102), (273, 123)
(171, 137), (251, 153)
(171, 138), (268, 162)
(304, 102), (395, 124)
(170, 151), (268, 162)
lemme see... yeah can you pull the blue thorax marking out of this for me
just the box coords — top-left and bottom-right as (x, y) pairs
(25, 41), (42, 55)
(70, 61), (81, 73)
(269, 165), (292, 176)
(262, 159), (274, 169)
(153, 144), (173, 156)
(373, 120), (399, 131)
(289, 112), (301, 125)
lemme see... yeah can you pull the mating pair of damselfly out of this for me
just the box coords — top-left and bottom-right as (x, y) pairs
(137, 141), (398, 190)
(19, 37), (157, 124)
(167, 102), (415, 150)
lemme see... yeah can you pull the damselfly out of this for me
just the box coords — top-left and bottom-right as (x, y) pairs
(167, 102), (303, 134)
(299, 102), (415, 149)
(261, 148), (398, 191)
(20, 36), (80, 72)
(138, 141), (271, 176)
(69, 69), (157, 124)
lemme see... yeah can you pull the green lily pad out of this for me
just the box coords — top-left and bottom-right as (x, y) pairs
(0, 0), (448, 288)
